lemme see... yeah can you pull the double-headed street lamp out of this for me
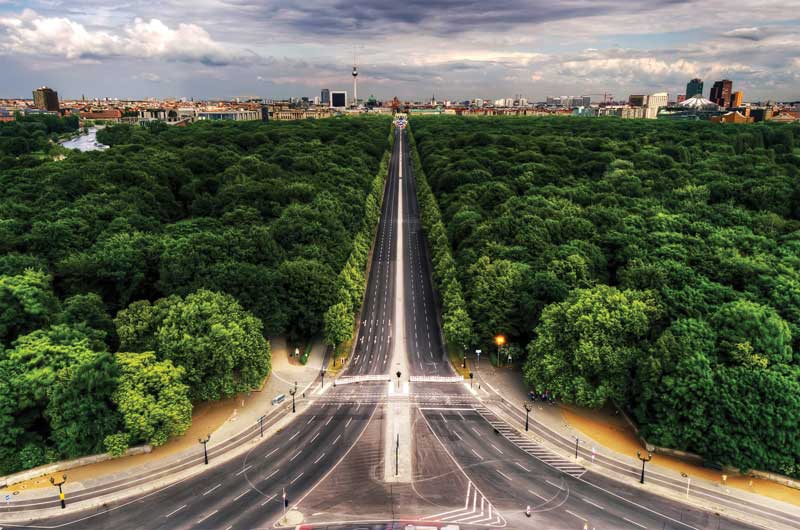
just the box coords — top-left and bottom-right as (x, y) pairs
(524, 403), (532, 431)
(637, 450), (653, 484)
(257, 415), (266, 438)
(49, 474), (67, 509)
(199, 434), (211, 465)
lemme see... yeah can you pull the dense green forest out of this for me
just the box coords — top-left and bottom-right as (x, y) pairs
(0, 115), (391, 474)
(411, 116), (800, 477)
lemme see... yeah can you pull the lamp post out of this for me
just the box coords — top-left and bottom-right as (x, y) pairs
(49, 474), (67, 509)
(524, 403), (532, 431)
(396, 370), (402, 391)
(494, 335), (506, 367)
(637, 450), (653, 484)
(681, 472), (691, 499)
(462, 345), (467, 369)
(469, 372), (474, 389)
(289, 382), (297, 413)
(575, 437), (580, 459)
(320, 369), (326, 389)
(199, 435), (210, 465)
(258, 415), (266, 438)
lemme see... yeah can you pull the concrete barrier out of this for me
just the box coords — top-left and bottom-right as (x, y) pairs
(0, 445), (152, 489)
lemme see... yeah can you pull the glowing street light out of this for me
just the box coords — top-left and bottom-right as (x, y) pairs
(494, 334), (506, 366)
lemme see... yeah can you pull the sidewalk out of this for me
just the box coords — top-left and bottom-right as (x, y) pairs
(0, 338), (326, 499)
(470, 359), (800, 521)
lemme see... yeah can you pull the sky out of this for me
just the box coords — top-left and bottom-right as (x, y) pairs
(1, 0), (799, 102)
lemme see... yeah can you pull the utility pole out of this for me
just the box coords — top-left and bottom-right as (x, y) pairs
(199, 435), (211, 465)
(524, 403), (532, 431)
(49, 474), (67, 509)
(395, 434), (399, 476)
(575, 437), (580, 459)
(290, 381), (297, 413)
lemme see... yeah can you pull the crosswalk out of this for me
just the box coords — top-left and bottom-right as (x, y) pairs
(418, 480), (506, 527)
(475, 405), (586, 478)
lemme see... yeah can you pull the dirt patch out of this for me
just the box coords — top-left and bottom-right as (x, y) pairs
(560, 404), (800, 507)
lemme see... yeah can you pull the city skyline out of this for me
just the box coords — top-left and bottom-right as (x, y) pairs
(1, 1), (799, 102)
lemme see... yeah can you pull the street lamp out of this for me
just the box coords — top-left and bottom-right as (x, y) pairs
(575, 437), (580, 459)
(637, 450), (653, 484)
(524, 403), (532, 431)
(396, 370), (402, 391)
(199, 435), (211, 465)
(494, 335), (506, 367)
(462, 345), (467, 369)
(320, 369), (326, 389)
(289, 381), (297, 413)
(469, 372), (474, 389)
(681, 472), (691, 499)
(258, 415), (266, 438)
(49, 474), (67, 509)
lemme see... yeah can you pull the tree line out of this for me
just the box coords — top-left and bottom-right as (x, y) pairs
(0, 116), (391, 474)
(411, 116), (800, 477)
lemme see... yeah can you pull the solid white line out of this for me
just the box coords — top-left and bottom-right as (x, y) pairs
(202, 483), (221, 496)
(624, 517), (648, 529)
(314, 452), (326, 464)
(234, 464), (252, 476)
(261, 494), (277, 507)
(497, 470), (512, 481)
(582, 497), (605, 510)
(233, 490), (249, 501)
(165, 504), (187, 518)
(197, 509), (218, 523)
(565, 509), (587, 522)
(290, 472), (304, 484)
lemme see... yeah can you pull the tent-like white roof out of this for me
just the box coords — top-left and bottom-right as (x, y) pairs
(679, 95), (718, 109)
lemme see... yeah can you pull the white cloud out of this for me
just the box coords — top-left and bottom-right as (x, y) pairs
(132, 72), (161, 81)
(0, 9), (253, 65)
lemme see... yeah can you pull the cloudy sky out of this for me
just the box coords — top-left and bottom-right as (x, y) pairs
(1, 0), (798, 102)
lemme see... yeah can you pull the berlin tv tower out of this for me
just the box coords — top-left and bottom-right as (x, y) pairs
(352, 49), (358, 107)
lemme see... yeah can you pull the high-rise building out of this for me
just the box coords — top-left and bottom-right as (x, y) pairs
(321, 89), (330, 105)
(33, 86), (59, 111)
(730, 91), (744, 107)
(709, 80), (733, 108)
(330, 91), (347, 108)
(629, 95), (647, 107)
(686, 78), (703, 99)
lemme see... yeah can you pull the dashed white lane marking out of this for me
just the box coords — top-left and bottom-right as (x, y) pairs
(261, 494), (277, 507)
(289, 449), (302, 462)
(440, 412), (448, 423)
(333, 434), (342, 445)
(471, 449), (484, 460)
(289, 431), (300, 441)
(345, 418), (352, 427)
(497, 470), (512, 481)
(202, 483), (221, 496)
(165, 504), (187, 518)
(582, 497), (604, 510)
(546, 480), (564, 490)
(197, 509), (218, 523)
(263, 469), (279, 482)
(528, 489), (548, 501)
(310, 432), (320, 444)
(565, 509), (587, 522)
(489, 443), (504, 455)
(454, 431), (462, 441)
(233, 489), (250, 501)
(306, 415), (316, 424)
(325, 416), (332, 426)
(624, 517), (648, 528)
(313, 452), (326, 464)
(235, 465), (253, 476)
(516, 462), (531, 472)
(290, 472), (304, 484)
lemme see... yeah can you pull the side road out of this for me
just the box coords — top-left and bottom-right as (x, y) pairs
(469, 357), (800, 530)
(0, 339), (327, 514)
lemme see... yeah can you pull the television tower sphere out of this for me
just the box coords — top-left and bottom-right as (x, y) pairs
(352, 66), (358, 77)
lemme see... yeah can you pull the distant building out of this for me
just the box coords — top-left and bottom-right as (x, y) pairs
(657, 95), (722, 120)
(686, 78), (703, 99)
(749, 107), (774, 122)
(321, 89), (330, 106)
(330, 91), (347, 108)
(677, 94), (687, 103)
(33, 86), (59, 111)
(710, 111), (753, 124)
(629, 95), (647, 107)
(709, 80), (733, 108)
(644, 92), (668, 119)
(730, 91), (744, 108)
(197, 109), (261, 121)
